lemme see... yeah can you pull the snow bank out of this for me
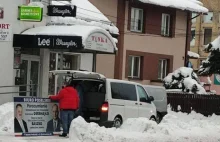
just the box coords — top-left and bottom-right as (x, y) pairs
(204, 36), (220, 52)
(187, 51), (200, 59)
(49, 0), (119, 35)
(138, 0), (208, 13)
(28, 2), (44, 8)
(164, 67), (207, 94)
(69, 108), (220, 142)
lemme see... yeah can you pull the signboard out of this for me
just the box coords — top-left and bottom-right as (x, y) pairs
(0, 23), (12, 41)
(18, 6), (43, 22)
(214, 74), (220, 85)
(47, 5), (77, 17)
(14, 97), (60, 136)
(13, 34), (83, 50)
(85, 33), (115, 53)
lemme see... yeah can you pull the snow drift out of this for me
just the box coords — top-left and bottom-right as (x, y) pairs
(164, 67), (207, 94)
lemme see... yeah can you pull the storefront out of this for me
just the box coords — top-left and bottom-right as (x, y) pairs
(13, 25), (117, 97)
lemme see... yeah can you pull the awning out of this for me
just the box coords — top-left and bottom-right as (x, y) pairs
(13, 25), (117, 54)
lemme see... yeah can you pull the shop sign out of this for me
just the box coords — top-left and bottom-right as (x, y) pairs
(18, 6), (43, 22)
(47, 5), (77, 17)
(85, 33), (115, 53)
(13, 34), (83, 49)
(14, 97), (60, 136)
(0, 23), (12, 41)
(214, 74), (220, 85)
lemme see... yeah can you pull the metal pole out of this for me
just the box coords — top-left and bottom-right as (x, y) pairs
(92, 52), (96, 72)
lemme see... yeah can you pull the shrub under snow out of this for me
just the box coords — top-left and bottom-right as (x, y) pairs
(163, 67), (207, 94)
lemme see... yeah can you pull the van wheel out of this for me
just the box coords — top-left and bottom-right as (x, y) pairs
(113, 117), (122, 128)
(150, 116), (156, 122)
(156, 113), (162, 123)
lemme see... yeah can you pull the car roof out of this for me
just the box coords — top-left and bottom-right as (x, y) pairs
(107, 78), (142, 85)
(143, 85), (166, 90)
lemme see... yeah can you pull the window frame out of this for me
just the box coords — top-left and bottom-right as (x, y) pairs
(161, 13), (171, 37)
(128, 55), (141, 78)
(158, 59), (168, 80)
(130, 7), (144, 32)
(203, 28), (212, 45)
(203, 12), (213, 23)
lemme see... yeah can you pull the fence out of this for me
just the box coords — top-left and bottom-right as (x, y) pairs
(167, 92), (220, 116)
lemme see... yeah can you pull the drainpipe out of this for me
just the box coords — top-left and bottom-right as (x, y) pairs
(184, 11), (191, 67)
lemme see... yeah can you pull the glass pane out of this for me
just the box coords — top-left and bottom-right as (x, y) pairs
(162, 60), (167, 79)
(138, 10), (143, 31)
(128, 56), (132, 76)
(49, 53), (56, 95)
(30, 61), (39, 96)
(204, 29), (212, 45)
(190, 28), (196, 46)
(121, 84), (137, 101)
(111, 82), (122, 99)
(133, 57), (140, 77)
(131, 8), (135, 30)
(203, 12), (213, 23)
(158, 60), (162, 79)
(137, 86), (148, 102)
(19, 60), (28, 96)
(165, 15), (170, 35)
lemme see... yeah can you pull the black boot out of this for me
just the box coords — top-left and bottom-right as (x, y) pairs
(59, 133), (67, 137)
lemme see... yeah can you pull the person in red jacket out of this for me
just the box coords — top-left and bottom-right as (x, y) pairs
(49, 80), (79, 137)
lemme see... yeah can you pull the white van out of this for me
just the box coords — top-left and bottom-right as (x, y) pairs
(50, 70), (157, 128)
(142, 85), (167, 123)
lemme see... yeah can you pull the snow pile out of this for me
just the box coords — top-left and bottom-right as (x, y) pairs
(28, 2), (44, 8)
(204, 36), (220, 52)
(0, 102), (14, 134)
(164, 67), (207, 94)
(49, 0), (119, 35)
(69, 109), (220, 142)
(187, 51), (200, 59)
(138, 0), (208, 13)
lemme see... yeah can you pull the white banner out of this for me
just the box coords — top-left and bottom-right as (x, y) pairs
(0, 23), (12, 41)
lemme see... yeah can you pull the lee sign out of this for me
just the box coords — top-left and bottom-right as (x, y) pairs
(85, 33), (115, 53)
(0, 23), (12, 41)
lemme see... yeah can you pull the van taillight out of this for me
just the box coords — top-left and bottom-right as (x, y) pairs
(101, 102), (109, 112)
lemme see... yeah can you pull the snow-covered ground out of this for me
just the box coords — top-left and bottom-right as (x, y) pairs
(1, 103), (220, 142)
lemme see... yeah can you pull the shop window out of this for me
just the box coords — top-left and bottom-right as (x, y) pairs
(161, 13), (171, 36)
(128, 55), (141, 78)
(130, 7), (143, 32)
(158, 59), (168, 80)
(191, 28), (196, 46)
(204, 28), (212, 45)
(203, 12), (213, 23)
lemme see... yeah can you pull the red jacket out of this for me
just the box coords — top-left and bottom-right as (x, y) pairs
(49, 87), (79, 110)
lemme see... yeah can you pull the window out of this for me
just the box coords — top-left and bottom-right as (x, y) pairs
(130, 8), (143, 32)
(137, 85), (148, 102)
(190, 28), (196, 46)
(111, 82), (137, 101)
(128, 56), (141, 78)
(203, 12), (213, 23)
(191, 13), (197, 23)
(161, 13), (171, 36)
(158, 59), (168, 80)
(30, 0), (41, 2)
(204, 28), (212, 45)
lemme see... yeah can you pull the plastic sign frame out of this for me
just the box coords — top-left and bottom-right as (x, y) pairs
(18, 6), (43, 22)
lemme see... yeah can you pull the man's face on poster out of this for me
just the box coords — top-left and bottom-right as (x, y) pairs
(52, 105), (59, 120)
(16, 106), (22, 120)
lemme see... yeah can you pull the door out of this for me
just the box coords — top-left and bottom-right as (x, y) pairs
(19, 55), (40, 97)
(120, 83), (139, 119)
(137, 85), (154, 119)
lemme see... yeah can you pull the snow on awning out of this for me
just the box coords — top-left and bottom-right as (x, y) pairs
(13, 25), (117, 54)
(188, 51), (200, 59)
(48, 0), (119, 35)
(138, 0), (208, 13)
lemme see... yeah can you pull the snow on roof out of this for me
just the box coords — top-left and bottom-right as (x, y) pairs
(205, 36), (220, 52)
(49, 0), (119, 35)
(28, 2), (44, 8)
(138, 0), (208, 13)
(188, 51), (200, 59)
(22, 25), (117, 50)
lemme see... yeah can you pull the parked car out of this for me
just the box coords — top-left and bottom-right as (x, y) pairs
(142, 85), (168, 123)
(50, 70), (157, 128)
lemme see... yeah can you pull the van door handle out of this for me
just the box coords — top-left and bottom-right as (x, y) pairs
(140, 103), (142, 105)
(135, 103), (138, 105)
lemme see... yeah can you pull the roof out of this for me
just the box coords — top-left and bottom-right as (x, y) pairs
(138, 0), (208, 13)
(22, 25), (117, 52)
(49, 0), (119, 35)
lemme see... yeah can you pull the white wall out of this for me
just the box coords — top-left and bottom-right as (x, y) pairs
(0, 0), (49, 104)
(80, 53), (93, 71)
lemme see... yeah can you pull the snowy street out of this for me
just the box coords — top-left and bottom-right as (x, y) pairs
(0, 103), (220, 142)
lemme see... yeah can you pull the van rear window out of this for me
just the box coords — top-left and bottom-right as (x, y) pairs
(111, 82), (137, 101)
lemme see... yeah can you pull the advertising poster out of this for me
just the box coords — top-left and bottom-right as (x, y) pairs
(14, 97), (61, 136)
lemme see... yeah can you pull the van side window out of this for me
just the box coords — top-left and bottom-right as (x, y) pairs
(111, 82), (122, 99)
(121, 83), (137, 101)
(137, 85), (148, 102)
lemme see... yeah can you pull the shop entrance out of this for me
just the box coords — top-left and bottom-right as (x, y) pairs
(19, 55), (40, 97)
